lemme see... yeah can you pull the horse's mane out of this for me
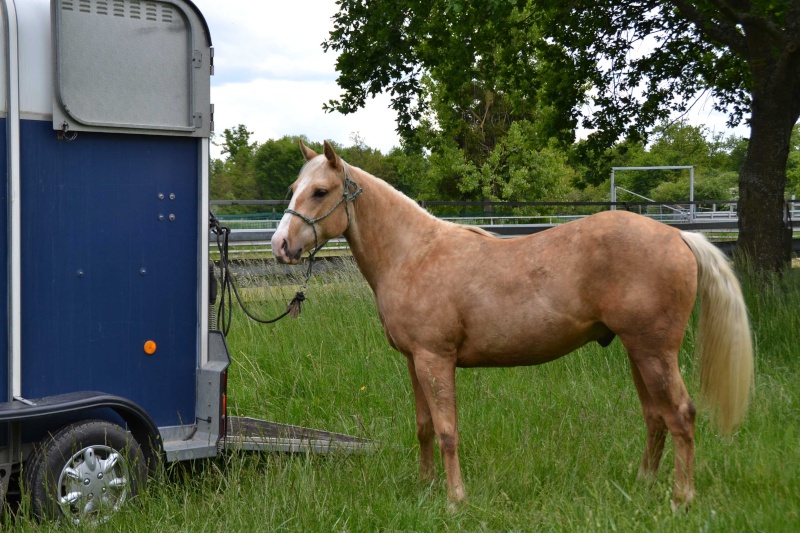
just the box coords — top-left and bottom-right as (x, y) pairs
(460, 225), (497, 238)
(347, 163), (498, 239)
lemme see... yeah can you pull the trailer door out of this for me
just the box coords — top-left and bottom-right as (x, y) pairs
(15, 0), (212, 428)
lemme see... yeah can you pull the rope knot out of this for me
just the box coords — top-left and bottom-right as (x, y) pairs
(287, 292), (306, 319)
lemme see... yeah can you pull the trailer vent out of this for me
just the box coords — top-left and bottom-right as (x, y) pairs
(145, 3), (157, 21)
(64, 0), (175, 23)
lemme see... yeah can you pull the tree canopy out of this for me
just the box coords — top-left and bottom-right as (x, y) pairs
(210, 121), (762, 222)
(324, 0), (800, 271)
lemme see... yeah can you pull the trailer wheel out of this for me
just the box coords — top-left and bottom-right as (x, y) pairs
(24, 419), (147, 524)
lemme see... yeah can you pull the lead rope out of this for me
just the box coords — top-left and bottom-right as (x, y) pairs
(210, 213), (307, 336)
(210, 164), (363, 335)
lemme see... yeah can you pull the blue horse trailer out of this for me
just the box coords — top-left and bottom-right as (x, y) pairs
(0, 0), (366, 523)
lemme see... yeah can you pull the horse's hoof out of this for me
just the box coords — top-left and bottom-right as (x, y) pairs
(636, 468), (658, 485)
(446, 484), (467, 513)
(670, 492), (695, 513)
(446, 497), (466, 514)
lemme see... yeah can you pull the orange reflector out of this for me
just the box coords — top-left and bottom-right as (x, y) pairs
(144, 340), (157, 355)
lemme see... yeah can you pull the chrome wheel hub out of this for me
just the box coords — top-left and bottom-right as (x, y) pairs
(57, 445), (130, 523)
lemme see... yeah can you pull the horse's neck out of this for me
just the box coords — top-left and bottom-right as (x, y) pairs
(344, 169), (440, 288)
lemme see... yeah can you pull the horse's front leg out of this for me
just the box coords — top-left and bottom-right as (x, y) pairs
(406, 356), (435, 483)
(411, 350), (465, 503)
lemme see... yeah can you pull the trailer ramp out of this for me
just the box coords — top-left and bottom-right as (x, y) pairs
(225, 416), (371, 454)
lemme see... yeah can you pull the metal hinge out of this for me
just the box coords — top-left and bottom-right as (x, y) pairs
(210, 103), (215, 133)
(210, 47), (215, 75)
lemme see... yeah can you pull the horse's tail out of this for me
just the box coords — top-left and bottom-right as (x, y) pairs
(680, 231), (754, 435)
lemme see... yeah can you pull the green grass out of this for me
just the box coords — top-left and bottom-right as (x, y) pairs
(6, 259), (800, 531)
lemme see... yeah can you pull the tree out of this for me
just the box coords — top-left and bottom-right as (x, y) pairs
(384, 146), (431, 198)
(252, 136), (320, 200)
(607, 121), (742, 203)
(324, 0), (800, 272)
(415, 77), (551, 159)
(210, 125), (259, 212)
(338, 133), (401, 185)
(219, 124), (255, 160)
(456, 120), (572, 203)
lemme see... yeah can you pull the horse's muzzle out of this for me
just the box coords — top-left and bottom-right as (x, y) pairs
(271, 234), (303, 264)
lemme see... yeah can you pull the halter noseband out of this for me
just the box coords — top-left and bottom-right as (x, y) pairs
(283, 163), (363, 274)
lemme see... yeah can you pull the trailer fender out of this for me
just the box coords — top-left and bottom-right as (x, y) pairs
(0, 391), (163, 473)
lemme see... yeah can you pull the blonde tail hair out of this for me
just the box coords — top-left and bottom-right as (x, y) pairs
(680, 231), (754, 435)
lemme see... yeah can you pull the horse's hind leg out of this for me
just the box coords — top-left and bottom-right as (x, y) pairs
(628, 356), (668, 482)
(406, 356), (435, 483)
(627, 346), (696, 507)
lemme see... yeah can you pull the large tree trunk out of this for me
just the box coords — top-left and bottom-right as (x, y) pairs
(737, 90), (796, 272)
(736, 21), (800, 273)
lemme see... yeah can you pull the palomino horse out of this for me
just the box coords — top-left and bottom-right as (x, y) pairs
(271, 141), (754, 508)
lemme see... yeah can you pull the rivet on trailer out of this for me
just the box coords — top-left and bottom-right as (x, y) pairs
(0, 0), (368, 523)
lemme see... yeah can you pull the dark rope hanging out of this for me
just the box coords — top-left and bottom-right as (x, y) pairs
(210, 213), (306, 336)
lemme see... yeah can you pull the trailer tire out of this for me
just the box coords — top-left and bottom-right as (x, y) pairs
(24, 419), (147, 524)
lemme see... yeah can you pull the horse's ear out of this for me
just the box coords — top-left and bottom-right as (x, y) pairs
(299, 140), (317, 161)
(323, 140), (342, 170)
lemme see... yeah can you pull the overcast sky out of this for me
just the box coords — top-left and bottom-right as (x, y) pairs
(191, 0), (400, 159)
(192, 0), (749, 160)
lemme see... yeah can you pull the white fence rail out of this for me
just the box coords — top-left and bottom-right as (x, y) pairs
(210, 199), (799, 256)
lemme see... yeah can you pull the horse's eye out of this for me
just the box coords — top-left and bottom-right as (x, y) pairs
(313, 189), (328, 198)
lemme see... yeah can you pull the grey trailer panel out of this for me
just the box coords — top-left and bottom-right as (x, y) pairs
(162, 331), (230, 462)
(52, 0), (212, 136)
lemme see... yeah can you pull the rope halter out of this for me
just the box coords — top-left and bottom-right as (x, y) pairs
(283, 163), (363, 282)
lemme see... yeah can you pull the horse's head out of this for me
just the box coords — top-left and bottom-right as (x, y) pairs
(271, 140), (360, 264)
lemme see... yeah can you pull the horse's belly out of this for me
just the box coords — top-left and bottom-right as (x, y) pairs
(456, 349), (567, 368)
(455, 324), (602, 368)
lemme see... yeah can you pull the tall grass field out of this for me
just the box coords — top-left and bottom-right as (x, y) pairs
(7, 259), (800, 531)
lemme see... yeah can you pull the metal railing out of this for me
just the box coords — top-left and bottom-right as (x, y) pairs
(209, 199), (799, 255)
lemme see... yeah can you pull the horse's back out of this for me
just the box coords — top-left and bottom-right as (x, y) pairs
(518, 210), (696, 283)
